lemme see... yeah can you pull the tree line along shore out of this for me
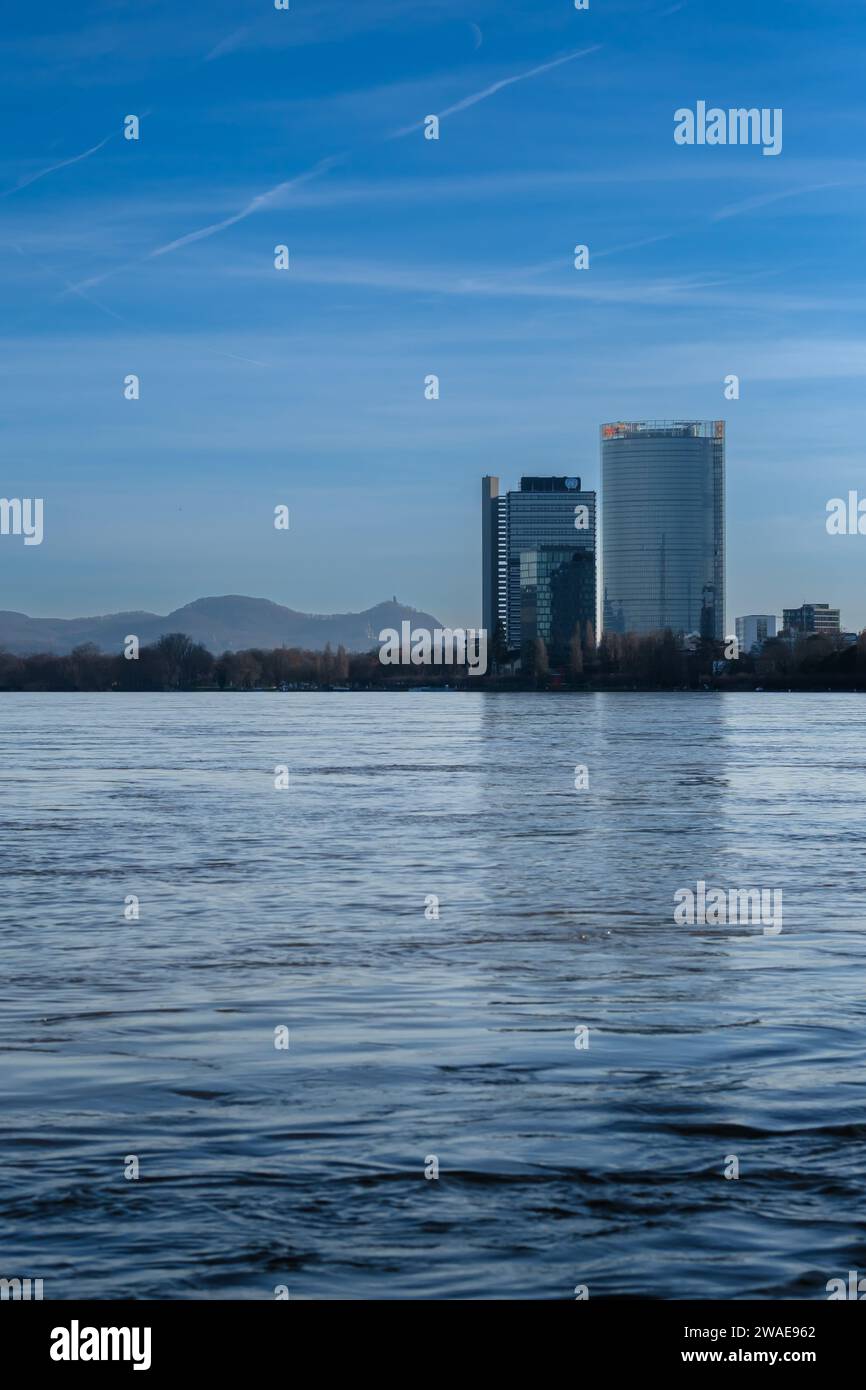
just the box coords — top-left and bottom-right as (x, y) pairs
(2, 629), (865, 692)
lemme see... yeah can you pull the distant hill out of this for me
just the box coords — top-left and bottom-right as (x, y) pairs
(0, 595), (445, 656)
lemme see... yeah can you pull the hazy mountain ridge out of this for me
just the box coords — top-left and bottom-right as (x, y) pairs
(0, 595), (444, 656)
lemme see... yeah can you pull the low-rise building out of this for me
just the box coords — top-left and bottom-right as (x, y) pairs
(782, 603), (841, 636)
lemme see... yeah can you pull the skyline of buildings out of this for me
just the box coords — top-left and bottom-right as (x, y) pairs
(484, 422), (849, 659)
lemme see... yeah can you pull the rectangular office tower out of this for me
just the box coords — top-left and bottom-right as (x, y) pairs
(482, 475), (597, 652)
(601, 421), (725, 639)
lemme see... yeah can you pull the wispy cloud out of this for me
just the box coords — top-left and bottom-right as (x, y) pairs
(232, 254), (845, 314)
(389, 45), (602, 138)
(0, 133), (112, 198)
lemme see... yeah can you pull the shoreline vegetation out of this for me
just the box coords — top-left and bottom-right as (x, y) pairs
(2, 629), (866, 692)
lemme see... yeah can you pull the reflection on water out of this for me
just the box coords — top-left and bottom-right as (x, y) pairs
(1, 692), (864, 1299)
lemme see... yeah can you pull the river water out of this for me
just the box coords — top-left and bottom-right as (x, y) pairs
(2, 692), (864, 1299)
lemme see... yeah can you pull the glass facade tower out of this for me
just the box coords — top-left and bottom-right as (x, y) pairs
(520, 547), (596, 658)
(482, 476), (597, 650)
(601, 421), (725, 639)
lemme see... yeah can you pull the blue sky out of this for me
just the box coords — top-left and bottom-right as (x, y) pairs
(3, 0), (866, 628)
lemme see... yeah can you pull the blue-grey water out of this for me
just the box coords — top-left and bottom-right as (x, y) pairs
(2, 692), (865, 1300)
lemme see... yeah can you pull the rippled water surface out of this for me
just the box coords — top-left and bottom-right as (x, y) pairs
(2, 691), (865, 1299)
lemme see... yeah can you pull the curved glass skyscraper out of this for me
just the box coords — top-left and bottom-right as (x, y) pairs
(601, 421), (725, 639)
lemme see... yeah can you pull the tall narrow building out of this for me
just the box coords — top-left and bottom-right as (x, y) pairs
(601, 421), (725, 639)
(481, 475), (506, 643)
(482, 475), (597, 651)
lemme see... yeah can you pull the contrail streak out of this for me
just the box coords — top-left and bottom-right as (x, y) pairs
(1, 134), (112, 197)
(67, 155), (343, 293)
(389, 45), (602, 138)
(146, 157), (341, 261)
